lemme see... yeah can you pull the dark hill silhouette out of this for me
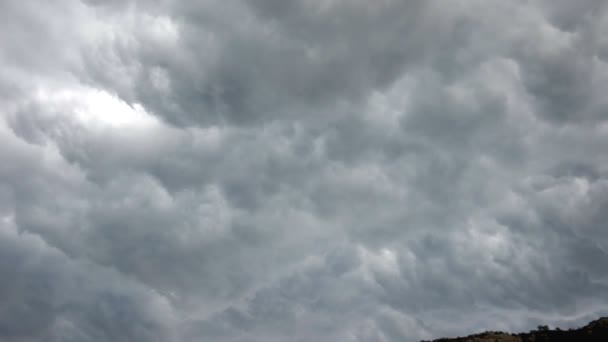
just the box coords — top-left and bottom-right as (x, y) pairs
(422, 317), (608, 342)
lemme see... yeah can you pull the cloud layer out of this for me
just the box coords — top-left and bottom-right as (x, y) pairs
(1, 0), (608, 341)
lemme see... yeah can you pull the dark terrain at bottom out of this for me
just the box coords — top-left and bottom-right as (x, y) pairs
(423, 317), (608, 342)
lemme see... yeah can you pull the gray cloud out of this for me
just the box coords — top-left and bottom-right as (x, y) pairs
(1, 0), (608, 341)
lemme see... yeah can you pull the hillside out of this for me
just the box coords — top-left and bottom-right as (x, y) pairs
(423, 317), (608, 342)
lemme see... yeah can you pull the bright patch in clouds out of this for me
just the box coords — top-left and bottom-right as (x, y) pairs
(35, 86), (159, 129)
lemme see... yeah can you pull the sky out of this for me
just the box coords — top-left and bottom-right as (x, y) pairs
(1, 0), (608, 341)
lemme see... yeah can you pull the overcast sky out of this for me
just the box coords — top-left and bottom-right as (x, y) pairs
(1, 0), (608, 341)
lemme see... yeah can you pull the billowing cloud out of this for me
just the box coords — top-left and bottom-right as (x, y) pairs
(1, 0), (608, 341)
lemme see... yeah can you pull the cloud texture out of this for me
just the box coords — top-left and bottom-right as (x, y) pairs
(1, 0), (608, 341)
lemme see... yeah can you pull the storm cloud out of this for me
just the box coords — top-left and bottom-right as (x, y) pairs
(1, 0), (608, 341)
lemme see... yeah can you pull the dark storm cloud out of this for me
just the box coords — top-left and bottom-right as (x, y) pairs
(1, 0), (608, 341)
(0, 215), (175, 342)
(80, 0), (464, 127)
